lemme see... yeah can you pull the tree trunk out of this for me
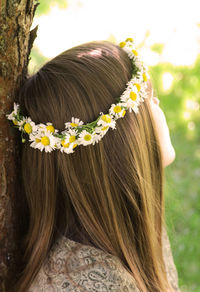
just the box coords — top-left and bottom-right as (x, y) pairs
(0, 1), (38, 290)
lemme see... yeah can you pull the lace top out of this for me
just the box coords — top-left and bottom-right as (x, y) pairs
(29, 229), (180, 292)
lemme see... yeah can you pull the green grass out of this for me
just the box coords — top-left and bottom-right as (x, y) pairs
(150, 59), (200, 292)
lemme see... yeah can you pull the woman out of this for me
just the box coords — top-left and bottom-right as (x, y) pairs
(8, 39), (179, 291)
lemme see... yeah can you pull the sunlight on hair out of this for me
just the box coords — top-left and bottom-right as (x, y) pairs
(77, 48), (103, 58)
(162, 72), (174, 91)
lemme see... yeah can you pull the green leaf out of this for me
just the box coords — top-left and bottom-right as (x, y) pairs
(36, 0), (68, 16)
(150, 43), (164, 54)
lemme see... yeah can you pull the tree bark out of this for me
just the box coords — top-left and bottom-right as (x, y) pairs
(0, 1), (38, 290)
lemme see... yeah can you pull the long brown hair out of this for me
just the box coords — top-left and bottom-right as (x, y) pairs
(12, 41), (174, 291)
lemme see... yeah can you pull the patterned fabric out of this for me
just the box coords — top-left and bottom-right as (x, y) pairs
(29, 229), (180, 292)
(162, 228), (180, 292)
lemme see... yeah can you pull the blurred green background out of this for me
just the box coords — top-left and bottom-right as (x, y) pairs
(151, 60), (200, 292)
(29, 1), (200, 291)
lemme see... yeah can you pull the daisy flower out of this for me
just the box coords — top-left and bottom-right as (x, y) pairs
(37, 123), (48, 134)
(45, 122), (58, 134)
(60, 129), (79, 153)
(53, 139), (62, 150)
(134, 58), (144, 71)
(142, 71), (150, 84)
(13, 119), (24, 129)
(131, 82), (142, 93)
(13, 103), (19, 114)
(121, 86), (140, 105)
(94, 126), (112, 143)
(60, 139), (75, 154)
(29, 131), (58, 153)
(91, 132), (103, 144)
(77, 130), (96, 146)
(22, 117), (38, 134)
(6, 103), (19, 121)
(125, 100), (139, 113)
(120, 78), (138, 99)
(127, 45), (139, 59)
(123, 44), (132, 59)
(65, 117), (84, 129)
(62, 128), (78, 143)
(97, 114), (116, 129)
(92, 133), (104, 143)
(66, 128), (78, 137)
(109, 104), (126, 119)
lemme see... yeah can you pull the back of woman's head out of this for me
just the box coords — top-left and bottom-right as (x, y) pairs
(13, 41), (174, 292)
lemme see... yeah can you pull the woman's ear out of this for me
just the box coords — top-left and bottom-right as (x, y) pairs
(152, 97), (160, 105)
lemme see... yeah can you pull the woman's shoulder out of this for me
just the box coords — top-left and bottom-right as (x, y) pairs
(28, 236), (140, 292)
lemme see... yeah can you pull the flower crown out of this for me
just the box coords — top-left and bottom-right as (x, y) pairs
(7, 38), (149, 153)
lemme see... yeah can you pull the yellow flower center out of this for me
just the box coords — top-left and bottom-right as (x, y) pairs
(101, 126), (109, 131)
(143, 73), (147, 82)
(119, 42), (126, 48)
(73, 144), (78, 149)
(35, 138), (41, 143)
(69, 135), (76, 143)
(130, 91), (137, 101)
(101, 115), (111, 123)
(126, 37), (133, 42)
(24, 123), (32, 134)
(84, 134), (92, 141)
(113, 105), (122, 113)
(132, 49), (138, 56)
(70, 122), (78, 127)
(46, 125), (55, 133)
(134, 83), (141, 92)
(13, 119), (18, 125)
(122, 110), (126, 117)
(41, 136), (50, 146)
(61, 140), (70, 148)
